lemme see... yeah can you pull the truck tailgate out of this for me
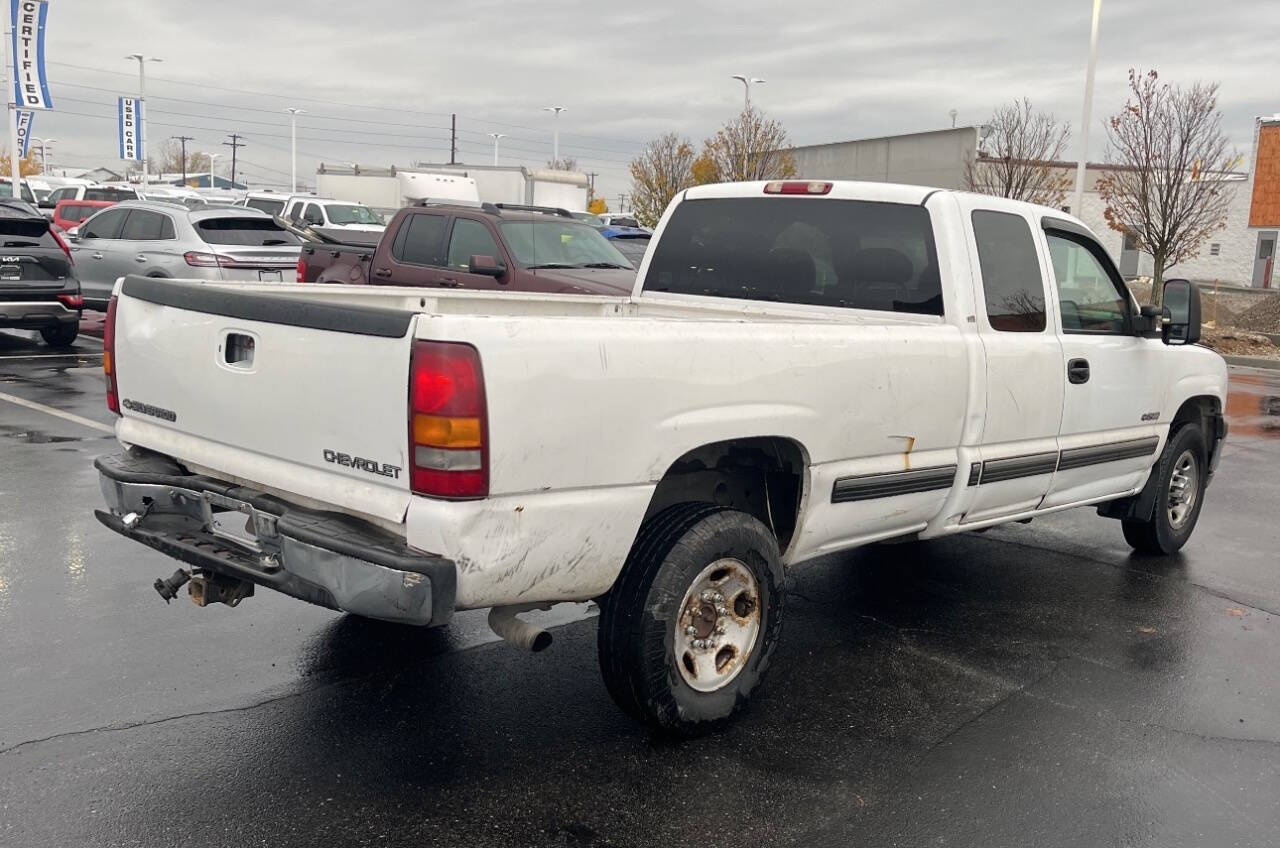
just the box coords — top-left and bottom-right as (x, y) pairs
(111, 277), (416, 524)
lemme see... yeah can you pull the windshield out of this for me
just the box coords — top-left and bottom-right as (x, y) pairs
(608, 216), (641, 228)
(325, 204), (381, 225)
(610, 236), (651, 266)
(246, 198), (286, 216)
(196, 217), (301, 246)
(570, 212), (605, 227)
(499, 220), (632, 269)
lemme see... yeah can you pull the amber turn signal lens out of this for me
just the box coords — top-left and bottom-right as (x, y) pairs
(413, 414), (481, 449)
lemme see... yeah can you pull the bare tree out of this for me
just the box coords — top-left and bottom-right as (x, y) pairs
(628, 132), (697, 228)
(156, 139), (210, 177)
(963, 98), (1072, 206)
(546, 156), (579, 172)
(1098, 69), (1235, 305)
(696, 107), (797, 183)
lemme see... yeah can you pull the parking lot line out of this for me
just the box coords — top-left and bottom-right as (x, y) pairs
(0, 390), (115, 434)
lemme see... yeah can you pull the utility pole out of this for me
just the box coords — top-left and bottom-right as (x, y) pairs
(222, 133), (245, 187)
(450, 114), (457, 165)
(586, 171), (598, 200)
(171, 135), (194, 184)
(617, 193), (627, 213)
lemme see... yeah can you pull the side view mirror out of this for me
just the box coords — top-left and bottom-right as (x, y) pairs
(469, 254), (504, 278)
(1135, 304), (1162, 338)
(1161, 278), (1201, 345)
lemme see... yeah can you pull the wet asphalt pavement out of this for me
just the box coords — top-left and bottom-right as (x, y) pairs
(1, 318), (1278, 847)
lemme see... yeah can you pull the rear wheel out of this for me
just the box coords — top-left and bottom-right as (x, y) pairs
(597, 504), (785, 736)
(40, 323), (78, 347)
(1122, 423), (1206, 555)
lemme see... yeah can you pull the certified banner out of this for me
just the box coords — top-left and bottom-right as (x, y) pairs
(10, 0), (53, 110)
(118, 96), (142, 161)
(15, 108), (31, 156)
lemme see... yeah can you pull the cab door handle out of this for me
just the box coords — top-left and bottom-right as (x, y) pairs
(372, 267), (392, 278)
(134, 255), (148, 263)
(1067, 358), (1090, 384)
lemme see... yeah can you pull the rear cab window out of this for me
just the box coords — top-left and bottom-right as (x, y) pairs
(641, 197), (942, 315)
(84, 188), (138, 202)
(970, 210), (1047, 332)
(245, 198), (286, 216)
(196, 217), (299, 246)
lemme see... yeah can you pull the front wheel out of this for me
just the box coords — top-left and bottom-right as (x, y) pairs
(1122, 423), (1206, 555)
(597, 504), (785, 736)
(40, 323), (78, 347)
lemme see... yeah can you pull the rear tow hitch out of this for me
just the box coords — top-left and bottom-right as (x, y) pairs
(188, 572), (254, 607)
(152, 569), (254, 607)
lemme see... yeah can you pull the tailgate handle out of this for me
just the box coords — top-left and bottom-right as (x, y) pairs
(373, 267), (392, 278)
(134, 255), (148, 263)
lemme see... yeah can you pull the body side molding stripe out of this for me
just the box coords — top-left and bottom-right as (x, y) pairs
(1057, 436), (1159, 471)
(832, 465), (957, 504)
(979, 451), (1060, 484)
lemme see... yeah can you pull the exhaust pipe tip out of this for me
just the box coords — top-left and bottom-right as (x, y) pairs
(488, 604), (553, 652)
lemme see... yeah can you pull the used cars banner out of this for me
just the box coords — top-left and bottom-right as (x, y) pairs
(117, 96), (142, 161)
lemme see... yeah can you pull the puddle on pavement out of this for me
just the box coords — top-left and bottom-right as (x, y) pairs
(1226, 373), (1280, 438)
(0, 425), (81, 444)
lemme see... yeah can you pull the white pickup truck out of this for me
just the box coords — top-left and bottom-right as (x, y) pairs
(95, 180), (1227, 734)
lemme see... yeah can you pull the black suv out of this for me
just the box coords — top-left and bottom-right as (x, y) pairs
(0, 201), (82, 346)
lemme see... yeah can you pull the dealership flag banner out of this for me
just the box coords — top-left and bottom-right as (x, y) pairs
(118, 97), (141, 161)
(15, 107), (30, 155)
(10, 0), (52, 110)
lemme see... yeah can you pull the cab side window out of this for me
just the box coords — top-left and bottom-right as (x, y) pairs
(303, 204), (324, 226)
(446, 218), (501, 270)
(1046, 232), (1131, 334)
(390, 212), (448, 267)
(971, 210), (1047, 332)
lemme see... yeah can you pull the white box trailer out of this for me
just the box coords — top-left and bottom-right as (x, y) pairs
(418, 164), (590, 211)
(314, 166), (479, 213)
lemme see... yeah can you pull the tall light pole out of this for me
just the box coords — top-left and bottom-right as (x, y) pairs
(125, 54), (162, 189)
(2, 9), (19, 191)
(543, 106), (565, 167)
(488, 132), (506, 166)
(208, 152), (223, 191)
(1071, 0), (1103, 216)
(31, 137), (54, 173)
(730, 75), (765, 111)
(284, 107), (306, 192)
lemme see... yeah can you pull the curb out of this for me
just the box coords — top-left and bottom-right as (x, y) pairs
(1224, 355), (1280, 371)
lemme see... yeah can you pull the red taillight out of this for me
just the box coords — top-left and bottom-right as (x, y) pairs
(56, 293), (84, 309)
(184, 251), (225, 267)
(763, 180), (832, 195)
(50, 228), (74, 265)
(296, 256), (307, 283)
(103, 296), (120, 415)
(408, 341), (487, 499)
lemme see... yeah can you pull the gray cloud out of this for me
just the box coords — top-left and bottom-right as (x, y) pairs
(27, 0), (1280, 204)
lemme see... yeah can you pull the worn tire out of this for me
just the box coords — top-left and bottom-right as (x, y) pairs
(597, 503), (785, 737)
(1122, 423), (1206, 555)
(40, 323), (78, 347)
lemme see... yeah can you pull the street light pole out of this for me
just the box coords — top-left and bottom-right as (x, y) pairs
(543, 106), (565, 167)
(31, 137), (54, 173)
(1071, 0), (1103, 216)
(3, 11), (21, 191)
(488, 132), (506, 166)
(126, 54), (162, 189)
(284, 108), (306, 192)
(730, 75), (765, 111)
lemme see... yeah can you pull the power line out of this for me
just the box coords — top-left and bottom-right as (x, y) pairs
(46, 61), (648, 151)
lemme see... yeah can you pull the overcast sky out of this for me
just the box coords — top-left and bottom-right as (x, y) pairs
(27, 0), (1280, 205)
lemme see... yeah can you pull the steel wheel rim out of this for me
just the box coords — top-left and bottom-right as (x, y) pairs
(1167, 449), (1199, 529)
(674, 558), (762, 693)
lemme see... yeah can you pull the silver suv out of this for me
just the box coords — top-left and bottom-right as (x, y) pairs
(72, 201), (302, 308)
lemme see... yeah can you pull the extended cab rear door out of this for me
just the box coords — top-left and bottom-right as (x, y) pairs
(956, 195), (1065, 523)
(1037, 217), (1164, 507)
